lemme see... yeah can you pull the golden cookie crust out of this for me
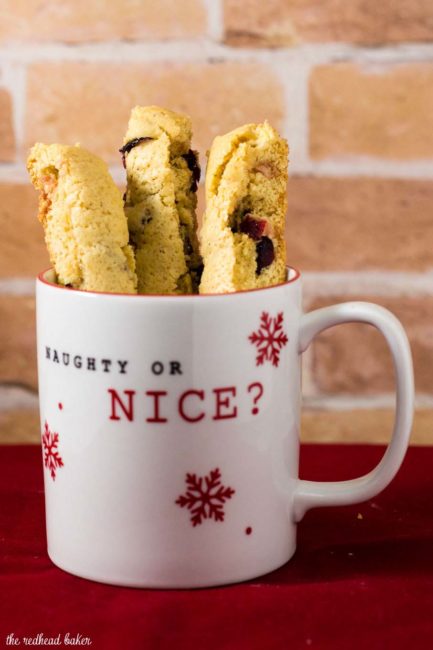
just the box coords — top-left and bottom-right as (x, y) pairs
(27, 143), (137, 294)
(122, 105), (202, 295)
(199, 121), (288, 294)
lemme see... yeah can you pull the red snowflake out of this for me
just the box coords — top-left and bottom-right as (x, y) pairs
(176, 468), (235, 527)
(42, 421), (64, 481)
(249, 311), (288, 367)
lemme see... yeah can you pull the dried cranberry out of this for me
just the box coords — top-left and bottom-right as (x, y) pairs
(256, 236), (274, 274)
(182, 150), (201, 192)
(119, 137), (152, 168)
(240, 214), (267, 241)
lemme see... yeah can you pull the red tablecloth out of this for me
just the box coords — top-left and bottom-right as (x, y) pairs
(1, 444), (432, 649)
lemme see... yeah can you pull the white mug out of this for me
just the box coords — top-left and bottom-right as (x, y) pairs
(36, 267), (414, 588)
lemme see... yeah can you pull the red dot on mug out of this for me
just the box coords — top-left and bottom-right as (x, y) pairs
(58, 403), (63, 410)
(245, 527), (252, 535)
(252, 407), (259, 415)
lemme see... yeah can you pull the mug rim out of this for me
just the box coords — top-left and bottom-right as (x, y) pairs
(37, 266), (301, 299)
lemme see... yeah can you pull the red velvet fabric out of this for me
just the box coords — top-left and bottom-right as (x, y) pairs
(1, 444), (432, 649)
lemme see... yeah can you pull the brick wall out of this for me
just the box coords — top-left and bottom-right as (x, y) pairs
(1, 0), (432, 443)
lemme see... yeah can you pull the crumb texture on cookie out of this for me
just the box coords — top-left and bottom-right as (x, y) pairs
(27, 143), (137, 294)
(122, 105), (202, 295)
(199, 121), (288, 294)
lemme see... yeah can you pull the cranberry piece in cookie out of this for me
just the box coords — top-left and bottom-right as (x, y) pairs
(119, 137), (152, 168)
(256, 236), (275, 274)
(182, 149), (201, 192)
(240, 214), (267, 241)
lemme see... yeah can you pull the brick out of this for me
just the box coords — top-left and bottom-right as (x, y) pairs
(25, 62), (284, 163)
(224, 0), (433, 46)
(0, 183), (49, 277)
(0, 409), (40, 444)
(0, 296), (37, 390)
(309, 296), (433, 394)
(0, 0), (205, 43)
(287, 176), (433, 271)
(310, 63), (433, 160)
(301, 409), (433, 445)
(224, 0), (298, 46)
(0, 88), (15, 161)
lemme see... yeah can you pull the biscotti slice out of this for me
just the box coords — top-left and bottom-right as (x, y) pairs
(121, 105), (202, 294)
(199, 121), (288, 294)
(27, 143), (137, 294)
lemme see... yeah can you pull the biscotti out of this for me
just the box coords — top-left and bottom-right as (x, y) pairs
(199, 121), (288, 294)
(121, 105), (202, 295)
(27, 143), (137, 294)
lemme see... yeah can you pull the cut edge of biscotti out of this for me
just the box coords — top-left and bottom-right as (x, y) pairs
(199, 121), (289, 294)
(27, 142), (137, 294)
(121, 105), (202, 295)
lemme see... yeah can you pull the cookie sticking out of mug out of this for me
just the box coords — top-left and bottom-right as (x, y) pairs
(199, 121), (288, 294)
(121, 105), (202, 294)
(27, 143), (137, 294)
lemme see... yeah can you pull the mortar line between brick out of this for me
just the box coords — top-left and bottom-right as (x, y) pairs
(3, 159), (433, 183)
(270, 57), (311, 171)
(291, 158), (433, 179)
(0, 278), (35, 295)
(203, 0), (223, 42)
(302, 271), (433, 298)
(1, 41), (433, 64)
(304, 393), (433, 410)
(0, 386), (38, 410)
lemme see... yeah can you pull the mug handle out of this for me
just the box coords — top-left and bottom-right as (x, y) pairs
(293, 301), (414, 522)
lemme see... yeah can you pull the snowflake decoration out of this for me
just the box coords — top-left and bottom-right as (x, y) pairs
(175, 468), (235, 527)
(42, 421), (64, 481)
(249, 311), (288, 367)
